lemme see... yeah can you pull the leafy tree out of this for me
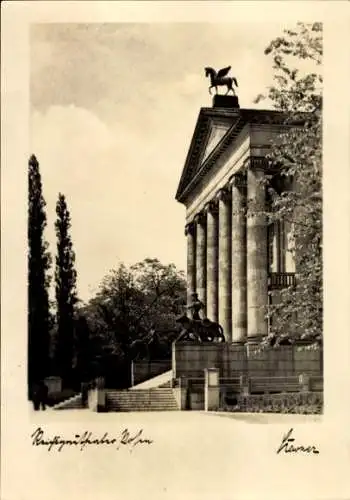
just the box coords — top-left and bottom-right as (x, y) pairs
(77, 264), (145, 387)
(92, 263), (145, 352)
(54, 193), (78, 386)
(255, 22), (322, 348)
(78, 259), (186, 385)
(131, 258), (186, 332)
(28, 154), (51, 396)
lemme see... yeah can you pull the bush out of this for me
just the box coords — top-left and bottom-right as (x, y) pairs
(219, 391), (323, 414)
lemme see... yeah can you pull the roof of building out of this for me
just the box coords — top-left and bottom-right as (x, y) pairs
(175, 107), (306, 204)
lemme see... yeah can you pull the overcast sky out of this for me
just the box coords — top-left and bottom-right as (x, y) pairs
(30, 22), (295, 302)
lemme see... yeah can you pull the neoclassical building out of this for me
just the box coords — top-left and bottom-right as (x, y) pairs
(175, 96), (296, 345)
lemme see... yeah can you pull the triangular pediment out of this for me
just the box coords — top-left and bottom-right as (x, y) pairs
(176, 107), (301, 204)
(202, 119), (232, 162)
(175, 108), (241, 202)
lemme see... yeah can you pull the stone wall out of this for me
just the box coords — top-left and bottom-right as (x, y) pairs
(246, 345), (322, 376)
(173, 342), (322, 379)
(173, 342), (225, 378)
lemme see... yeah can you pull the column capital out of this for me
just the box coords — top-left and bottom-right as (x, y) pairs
(184, 221), (195, 236)
(215, 187), (231, 203)
(228, 171), (247, 189)
(194, 211), (206, 225)
(243, 156), (269, 172)
(204, 199), (219, 215)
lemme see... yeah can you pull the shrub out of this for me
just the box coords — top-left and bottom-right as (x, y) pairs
(218, 391), (323, 414)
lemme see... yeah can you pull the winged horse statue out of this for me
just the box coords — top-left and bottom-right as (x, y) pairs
(204, 66), (238, 95)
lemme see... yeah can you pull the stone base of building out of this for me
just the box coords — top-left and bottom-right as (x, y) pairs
(172, 342), (323, 379)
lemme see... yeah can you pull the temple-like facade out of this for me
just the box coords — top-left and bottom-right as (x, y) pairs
(175, 96), (296, 345)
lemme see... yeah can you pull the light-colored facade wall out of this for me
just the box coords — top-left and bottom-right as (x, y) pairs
(186, 124), (250, 221)
(185, 124), (284, 221)
(181, 116), (296, 342)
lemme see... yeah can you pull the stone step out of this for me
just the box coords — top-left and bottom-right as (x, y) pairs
(109, 396), (177, 401)
(107, 399), (177, 405)
(107, 407), (178, 412)
(110, 404), (178, 408)
(108, 401), (178, 407)
(107, 390), (175, 397)
(106, 388), (179, 412)
(108, 393), (174, 396)
(53, 388), (179, 412)
(53, 393), (83, 410)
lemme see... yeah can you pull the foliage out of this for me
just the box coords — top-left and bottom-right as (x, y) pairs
(130, 258), (187, 332)
(54, 193), (78, 385)
(78, 258), (186, 385)
(73, 312), (92, 384)
(255, 23), (322, 348)
(221, 391), (323, 415)
(28, 154), (51, 394)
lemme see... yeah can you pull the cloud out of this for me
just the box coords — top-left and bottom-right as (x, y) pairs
(30, 22), (286, 114)
(29, 22), (306, 300)
(31, 104), (185, 301)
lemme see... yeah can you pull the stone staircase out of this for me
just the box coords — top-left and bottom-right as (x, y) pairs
(52, 393), (84, 410)
(105, 387), (179, 412)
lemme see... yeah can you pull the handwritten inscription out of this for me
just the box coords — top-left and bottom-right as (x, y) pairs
(277, 428), (319, 455)
(31, 427), (153, 452)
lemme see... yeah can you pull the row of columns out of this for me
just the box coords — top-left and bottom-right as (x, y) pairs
(185, 159), (268, 344)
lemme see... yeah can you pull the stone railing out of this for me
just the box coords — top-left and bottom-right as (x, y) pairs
(221, 374), (322, 395)
(173, 371), (323, 412)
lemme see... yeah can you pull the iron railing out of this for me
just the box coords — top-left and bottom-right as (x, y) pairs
(182, 374), (323, 395)
(268, 272), (296, 289)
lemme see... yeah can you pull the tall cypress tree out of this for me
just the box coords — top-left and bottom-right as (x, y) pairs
(55, 193), (78, 387)
(28, 154), (51, 397)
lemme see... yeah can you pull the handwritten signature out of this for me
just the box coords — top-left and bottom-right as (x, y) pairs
(31, 426), (153, 452)
(277, 428), (319, 455)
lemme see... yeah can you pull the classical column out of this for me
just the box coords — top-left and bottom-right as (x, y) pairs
(216, 188), (232, 341)
(246, 158), (268, 343)
(229, 172), (247, 344)
(205, 200), (219, 322)
(185, 221), (196, 306)
(194, 212), (207, 314)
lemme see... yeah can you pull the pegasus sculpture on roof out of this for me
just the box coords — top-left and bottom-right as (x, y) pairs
(204, 66), (238, 96)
